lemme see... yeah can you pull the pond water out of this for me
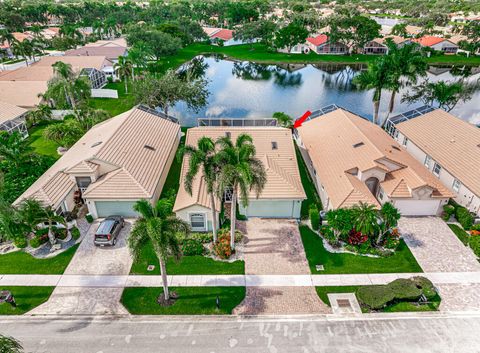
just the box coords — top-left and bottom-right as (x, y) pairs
(171, 56), (480, 126)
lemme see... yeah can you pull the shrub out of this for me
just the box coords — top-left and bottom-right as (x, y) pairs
(213, 233), (232, 259)
(471, 224), (480, 232)
(35, 228), (49, 236)
(14, 237), (27, 248)
(455, 206), (474, 230)
(181, 238), (204, 256)
(217, 228), (243, 242)
(177, 232), (213, 244)
(411, 276), (437, 300)
(442, 204), (455, 221)
(309, 205), (320, 230)
(30, 235), (48, 248)
(321, 226), (339, 247)
(356, 285), (395, 310)
(347, 229), (368, 245)
(388, 278), (422, 301)
(469, 236), (480, 258)
(85, 214), (94, 223)
(70, 227), (81, 240)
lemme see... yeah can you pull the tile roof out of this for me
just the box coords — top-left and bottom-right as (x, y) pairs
(414, 36), (455, 47)
(296, 108), (452, 209)
(395, 109), (480, 196)
(34, 55), (111, 71)
(173, 127), (306, 212)
(65, 46), (127, 60)
(210, 29), (234, 41)
(306, 34), (329, 46)
(0, 101), (27, 124)
(0, 81), (47, 108)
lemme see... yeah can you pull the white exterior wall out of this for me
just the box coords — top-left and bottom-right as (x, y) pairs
(175, 205), (218, 232)
(239, 199), (302, 219)
(395, 131), (480, 216)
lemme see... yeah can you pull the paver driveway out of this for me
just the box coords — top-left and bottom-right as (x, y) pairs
(399, 217), (480, 273)
(235, 219), (328, 315)
(30, 220), (133, 315)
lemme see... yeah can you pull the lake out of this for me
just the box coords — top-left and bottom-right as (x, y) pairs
(172, 56), (480, 126)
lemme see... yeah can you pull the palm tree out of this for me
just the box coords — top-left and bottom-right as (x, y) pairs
(0, 335), (24, 353)
(128, 199), (190, 301)
(26, 104), (52, 127)
(114, 56), (133, 93)
(10, 40), (34, 66)
(216, 134), (267, 249)
(0, 200), (24, 243)
(127, 46), (148, 81)
(351, 202), (378, 240)
(272, 112), (293, 128)
(18, 199), (66, 245)
(353, 55), (394, 125)
(180, 137), (219, 242)
(376, 202), (401, 245)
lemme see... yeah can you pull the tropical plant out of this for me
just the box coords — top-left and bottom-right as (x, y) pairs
(326, 208), (354, 241)
(26, 104), (52, 127)
(114, 56), (133, 93)
(0, 335), (24, 353)
(272, 112), (293, 128)
(376, 202), (401, 245)
(128, 199), (190, 301)
(216, 134), (267, 249)
(10, 39), (34, 65)
(351, 202), (379, 239)
(179, 136), (219, 242)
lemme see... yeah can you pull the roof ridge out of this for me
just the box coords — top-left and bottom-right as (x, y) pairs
(122, 168), (150, 197)
(266, 155), (304, 195)
(390, 178), (411, 196)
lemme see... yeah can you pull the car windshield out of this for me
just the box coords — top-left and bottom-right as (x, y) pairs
(96, 220), (115, 235)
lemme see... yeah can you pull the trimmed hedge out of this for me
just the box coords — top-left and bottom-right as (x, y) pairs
(388, 278), (422, 301)
(181, 238), (204, 256)
(14, 237), (27, 248)
(455, 206), (474, 230)
(442, 204), (455, 221)
(309, 205), (320, 231)
(469, 236), (480, 258)
(70, 227), (81, 240)
(357, 285), (395, 310)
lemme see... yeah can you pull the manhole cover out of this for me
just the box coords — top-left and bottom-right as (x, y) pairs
(315, 264), (324, 271)
(147, 265), (155, 271)
(337, 299), (351, 308)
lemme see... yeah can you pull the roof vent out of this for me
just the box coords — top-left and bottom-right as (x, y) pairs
(353, 142), (364, 148)
(144, 144), (155, 151)
(91, 141), (102, 148)
(271, 141), (278, 150)
(391, 145), (401, 151)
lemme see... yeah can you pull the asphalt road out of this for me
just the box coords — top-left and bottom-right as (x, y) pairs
(1, 313), (480, 353)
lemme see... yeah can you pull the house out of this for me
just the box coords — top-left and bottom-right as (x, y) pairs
(294, 106), (452, 216)
(405, 25), (423, 36)
(362, 38), (389, 54)
(174, 127), (306, 231)
(0, 56), (110, 108)
(306, 34), (348, 55)
(386, 108), (480, 216)
(14, 106), (181, 219)
(202, 27), (241, 46)
(0, 101), (29, 138)
(414, 36), (459, 54)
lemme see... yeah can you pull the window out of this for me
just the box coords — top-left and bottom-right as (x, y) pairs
(424, 155), (432, 168)
(452, 179), (461, 193)
(76, 177), (92, 188)
(377, 188), (384, 200)
(402, 137), (408, 147)
(433, 163), (442, 177)
(190, 214), (206, 231)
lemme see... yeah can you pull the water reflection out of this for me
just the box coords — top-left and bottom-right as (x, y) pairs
(171, 56), (480, 126)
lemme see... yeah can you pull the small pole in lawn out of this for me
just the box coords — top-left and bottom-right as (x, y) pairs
(216, 295), (220, 310)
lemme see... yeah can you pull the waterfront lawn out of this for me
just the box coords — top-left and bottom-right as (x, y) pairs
(89, 81), (136, 117)
(129, 241), (245, 275)
(300, 226), (422, 274)
(447, 223), (470, 246)
(121, 286), (245, 315)
(295, 147), (322, 218)
(0, 245), (79, 274)
(160, 127), (188, 199)
(0, 286), (54, 315)
(27, 122), (61, 159)
(315, 286), (440, 313)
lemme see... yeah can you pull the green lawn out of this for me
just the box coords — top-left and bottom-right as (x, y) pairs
(0, 286), (54, 315)
(300, 225), (422, 274)
(27, 122), (61, 158)
(0, 245), (78, 274)
(89, 81), (136, 117)
(160, 127), (188, 199)
(447, 223), (470, 246)
(315, 286), (440, 313)
(130, 241), (244, 275)
(121, 286), (245, 315)
(295, 146), (322, 218)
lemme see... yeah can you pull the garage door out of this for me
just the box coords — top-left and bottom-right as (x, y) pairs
(95, 201), (138, 218)
(242, 200), (297, 218)
(394, 200), (441, 216)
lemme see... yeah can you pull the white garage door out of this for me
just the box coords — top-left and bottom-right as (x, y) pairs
(394, 200), (441, 216)
(242, 200), (297, 218)
(95, 201), (138, 218)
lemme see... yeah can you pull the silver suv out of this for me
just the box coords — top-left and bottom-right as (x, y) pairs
(94, 216), (124, 246)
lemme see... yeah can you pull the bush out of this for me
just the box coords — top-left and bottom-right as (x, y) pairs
(14, 237), (27, 248)
(181, 238), (204, 256)
(411, 276), (437, 300)
(70, 227), (81, 240)
(347, 229), (368, 245)
(217, 228), (243, 242)
(85, 214), (94, 223)
(356, 285), (395, 310)
(177, 232), (213, 244)
(442, 204), (455, 221)
(469, 236), (480, 258)
(455, 206), (474, 230)
(388, 278), (422, 301)
(213, 233), (232, 259)
(30, 235), (48, 248)
(309, 205), (320, 230)
(35, 228), (49, 236)
(471, 224), (480, 232)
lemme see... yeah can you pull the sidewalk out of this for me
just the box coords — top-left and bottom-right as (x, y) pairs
(2, 272), (480, 288)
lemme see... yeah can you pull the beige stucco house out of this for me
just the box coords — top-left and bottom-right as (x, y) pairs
(14, 106), (181, 218)
(173, 127), (306, 232)
(295, 106), (452, 216)
(387, 108), (480, 217)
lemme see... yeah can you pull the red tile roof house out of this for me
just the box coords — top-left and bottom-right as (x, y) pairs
(306, 34), (349, 55)
(202, 27), (243, 46)
(414, 36), (459, 54)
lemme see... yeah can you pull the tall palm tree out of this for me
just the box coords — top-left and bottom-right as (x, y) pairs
(114, 56), (133, 93)
(180, 137), (219, 242)
(216, 134), (267, 249)
(376, 202), (401, 245)
(272, 112), (293, 128)
(351, 202), (378, 240)
(11, 40), (34, 66)
(384, 42), (427, 120)
(128, 199), (190, 301)
(353, 55), (394, 125)
(127, 46), (148, 81)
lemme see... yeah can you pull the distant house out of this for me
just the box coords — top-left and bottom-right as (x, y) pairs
(295, 106), (452, 215)
(306, 34), (348, 55)
(174, 126), (306, 231)
(362, 38), (389, 54)
(387, 108), (480, 216)
(202, 27), (242, 46)
(0, 101), (29, 138)
(414, 36), (459, 54)
(14, 106), (181, 219)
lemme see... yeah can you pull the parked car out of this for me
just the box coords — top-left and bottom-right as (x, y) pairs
(94, 216), (124, 247)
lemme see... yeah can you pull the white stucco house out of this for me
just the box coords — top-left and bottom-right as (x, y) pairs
(294, 106), (452, 216)
(14, 106), (181, 219)
(386, 107), (480, 216)
(414, 36), (459, 54)
(173, 127), (306, 232)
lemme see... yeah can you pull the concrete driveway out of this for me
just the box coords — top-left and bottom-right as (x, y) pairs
(30, 220), (133, 315)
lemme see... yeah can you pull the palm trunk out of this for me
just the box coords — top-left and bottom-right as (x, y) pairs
(159, 257), (169, 300)
(124, 76), (128, 94)
(373, 99), (380, 125)
(376, 229), (389, 246)
(230, 186), (237, 250)
(388, 90), (397, 113)
(210, 192), (218, 243)
(48, 221), (55, 245)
